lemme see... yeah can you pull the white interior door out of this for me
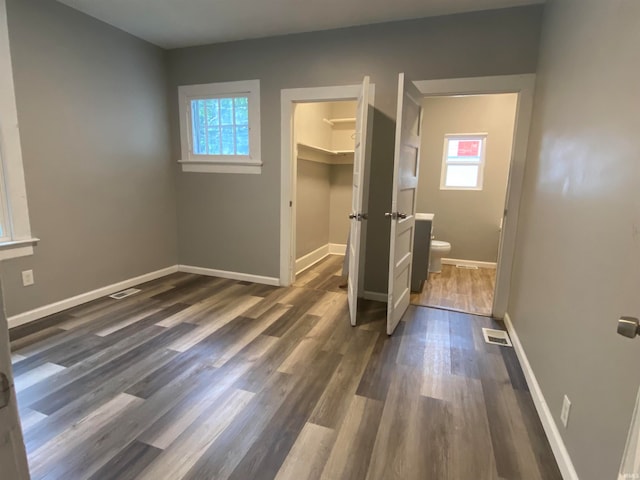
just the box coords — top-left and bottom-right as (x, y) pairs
(0, 279), (30, 479)
(347, 76), (372, 326)
(386, 73), (423, 335)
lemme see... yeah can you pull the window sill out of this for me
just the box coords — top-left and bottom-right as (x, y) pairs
(179, 160), (262, 174)
(0, 238), (39, 260)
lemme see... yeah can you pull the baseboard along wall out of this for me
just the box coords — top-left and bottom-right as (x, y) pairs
(442, 258), (497, 269)
(295, 243), (346, 275)
(503, 313), (579, 480)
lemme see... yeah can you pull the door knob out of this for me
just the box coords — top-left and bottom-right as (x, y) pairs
(618, 316), (640, 339)
(385, 212), (395, 219)
(397, 212), (408, 219)
(349, 213), (357, 219)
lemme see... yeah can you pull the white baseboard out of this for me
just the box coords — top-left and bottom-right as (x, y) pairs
(503, 313), (578, 480)
(8, 265), (179, 329)
(178, 265), (280, 286)
(442, 258), (497, 269)
(363, 290), (387, 303)
(295, 245), (330, 275)
(329, 243), (347, 255)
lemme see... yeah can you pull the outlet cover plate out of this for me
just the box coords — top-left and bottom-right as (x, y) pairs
(22, 270), (34, 287)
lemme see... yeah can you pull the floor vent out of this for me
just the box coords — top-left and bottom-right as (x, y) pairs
(482, 328), (513, 347)
(109, 288), (141, 300)
(456, 264), (479, 269)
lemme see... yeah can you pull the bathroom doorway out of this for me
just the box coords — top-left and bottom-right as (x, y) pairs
(410, 93), (519, 317)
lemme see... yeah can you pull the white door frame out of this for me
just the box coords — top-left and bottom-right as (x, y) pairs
(280, 84), (375, 286)
(414, 74), (536, 320)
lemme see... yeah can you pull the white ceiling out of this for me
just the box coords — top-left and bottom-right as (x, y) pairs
(56, 0), (544, 49)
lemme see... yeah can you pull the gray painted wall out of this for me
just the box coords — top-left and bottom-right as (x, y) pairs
(167, 6), (544, 292)
(418, 94), (517, 263)
(508, 1), (640, 478)
(2, 0), (177, 316)
(296, 160), (330, 258)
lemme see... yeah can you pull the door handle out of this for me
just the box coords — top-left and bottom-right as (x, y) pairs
(618, 316), (640, 339)
(349, 213), (358, 219)
(0, 373), (10, 409)
(385, 212), (408, 220)
(349, 213), (367, 221)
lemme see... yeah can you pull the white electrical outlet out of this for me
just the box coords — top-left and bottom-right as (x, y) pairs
(560, 395), (571, 428)
(22, 270), (34, 287)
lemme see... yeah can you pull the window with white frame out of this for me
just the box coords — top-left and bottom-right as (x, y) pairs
(178, 80), (261, 174)
(0, 0), (37, 259)
(440, 134), (487, 190)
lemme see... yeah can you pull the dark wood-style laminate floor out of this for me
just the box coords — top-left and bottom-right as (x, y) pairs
(411, 264), (497, 317)
(9, 255), (561, 480)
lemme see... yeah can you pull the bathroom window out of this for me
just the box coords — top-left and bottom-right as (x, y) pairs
(440, 134), (487, 190)
(178, 80), (261, 174)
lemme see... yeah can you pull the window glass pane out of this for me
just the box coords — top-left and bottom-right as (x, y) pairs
(220, 98), (234, 126)
(207, 127), (221, 154)
(234, 97), (249, 125)
(206, 99), (219, 126)
(445, 165), (479, 188)
(191, 100), (206, 155)
(221, 126), (235, 155)
(447, 138), (482, 163)
(236, 126), (249, 155)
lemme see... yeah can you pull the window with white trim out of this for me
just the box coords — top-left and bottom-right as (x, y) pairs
(178, 80), (261, 174)
(0, 0), (37, 259)
(440, 134), (487, 190)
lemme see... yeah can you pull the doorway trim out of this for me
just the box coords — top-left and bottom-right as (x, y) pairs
(280, 84), (375, 286)
(414, 74), (536, 320)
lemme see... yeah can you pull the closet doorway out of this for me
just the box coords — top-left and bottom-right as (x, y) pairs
(292, 100), (357, 289)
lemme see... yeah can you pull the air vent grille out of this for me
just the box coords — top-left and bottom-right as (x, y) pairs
(109, 288), (141, 300)
(482, 328), (512, 347)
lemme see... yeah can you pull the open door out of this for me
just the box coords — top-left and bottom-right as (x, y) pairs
(386, 73), (423, 335)
(0, 280), (30, 479)
(347, 76), (372, 326)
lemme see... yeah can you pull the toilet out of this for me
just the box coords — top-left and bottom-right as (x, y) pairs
(429, 239), (451, 273)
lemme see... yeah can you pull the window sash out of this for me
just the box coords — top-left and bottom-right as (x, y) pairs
(441, 134), (486, 190)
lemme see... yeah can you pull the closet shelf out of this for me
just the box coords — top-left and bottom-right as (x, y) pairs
(297, 143), (354, 156)
(322, 117), (357, 127)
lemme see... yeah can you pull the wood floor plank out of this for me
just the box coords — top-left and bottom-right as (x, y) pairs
(321, 394), (384, 480)
(8, 255), (562, 480)
(14, 362), (65, 391)
(87, 440), (163, 480)
(28, 393), (143, 480)
(136, 389), (255, 480)
(411, 264), (496, 316)
(275, 422), (335, 480)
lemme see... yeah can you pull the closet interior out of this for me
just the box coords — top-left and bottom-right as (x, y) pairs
(294, 101), (357, 275)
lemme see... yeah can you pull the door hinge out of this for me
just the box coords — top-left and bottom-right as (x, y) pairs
(0, 373), (10, 409)
(289, 201), (293, 207)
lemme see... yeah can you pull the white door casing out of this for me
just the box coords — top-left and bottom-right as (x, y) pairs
(386, 73), (423, 335)
(347, 76), (372, 326)
(0, 276), (30, 479)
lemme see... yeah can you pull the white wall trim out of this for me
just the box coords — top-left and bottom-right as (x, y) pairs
(363, 290), (387, 302)
(280, 83), (375, 287)
(295, 244), (330, 275)
(178, 265), (280, 286)
(442, 258), (497, 269)
(328, 243), (347, 255)
(415, 74), (536, 320)
(503, 313), (579, 480)
(8, 265), (179, 329)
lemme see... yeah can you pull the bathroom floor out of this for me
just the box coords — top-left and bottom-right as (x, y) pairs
(411, 264), (496, 317)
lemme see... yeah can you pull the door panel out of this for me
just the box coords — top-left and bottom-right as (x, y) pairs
(347, 76), (372, 326)
(0, 276), (30, 479)
(387, 73), (422, 335)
